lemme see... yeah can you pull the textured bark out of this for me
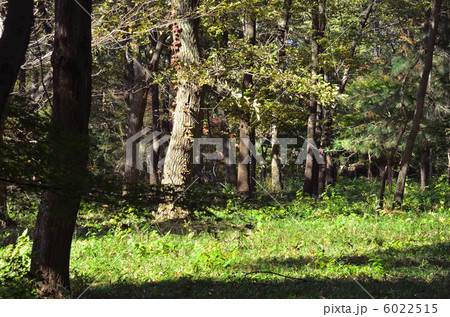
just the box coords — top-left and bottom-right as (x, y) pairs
(394, 0), (442, 207)
(157, 0), (202, 220)
(250, 127), (256, 194)
(30, 0), (92, 296)
(0, 0), (34, 124)
(271, 125), (282, 191)
(237, 8), (255, 197)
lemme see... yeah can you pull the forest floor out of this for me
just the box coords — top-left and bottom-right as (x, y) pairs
(1, 178), (449, 298)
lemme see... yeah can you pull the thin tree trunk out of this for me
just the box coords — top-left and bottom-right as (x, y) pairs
(0, 0), (34, 124)
(250, 127), (256, 194)
(30, 0), (92, 296)
(379, 162), (387, 209)
(157, 0), (202, 220)
(238, 117), (250, 196)
(420, 138), (429, 191)
(271, 125), (282, 191)
(394, 0), (442, 207)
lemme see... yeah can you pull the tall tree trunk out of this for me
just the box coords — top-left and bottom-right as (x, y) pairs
(0, 0), (34, 124)
(147, 32), (167, 185)
(157, 0), (202, 220)
(394, 0), (442, 207)
(30, 0), (92, 296)
(237, 8), (255, 197)
(304, 1), (325, 195)
(271, 125), (282, 191)
(271, 0), (291, 192)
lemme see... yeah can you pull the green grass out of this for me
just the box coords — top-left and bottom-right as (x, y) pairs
(67, 210), (449, 298)
(1, 178), (449, 298)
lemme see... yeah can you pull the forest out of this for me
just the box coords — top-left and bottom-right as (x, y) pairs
(0, 0), (448, 299)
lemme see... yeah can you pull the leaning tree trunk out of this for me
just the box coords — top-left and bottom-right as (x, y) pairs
(0, 0), (34, 124)
(379, 121), (407, 208)
(237, 8), (256, 197)
(30, 0), (92, 296)
(157, 0), (202, 220)
(394, 0), (442, 207)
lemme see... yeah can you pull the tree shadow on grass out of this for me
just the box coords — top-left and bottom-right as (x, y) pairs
(72, 243), (449, 299)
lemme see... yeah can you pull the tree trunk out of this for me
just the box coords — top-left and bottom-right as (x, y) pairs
(0, 181), (14, 228)
(30, 0), (92, 296)
(237, 8), (255, 197)
(271, 125), (282, 191)
(270, 0), (291, 192)
(148, 32), (167, 185)
(379, 162), (387, 209)
(219, 110), (237, 185)
(0, 0), (34, 124)
(157, 0), (202, 220)
(304, 1), (325, 195)
(250, 127), (256, 194)
(238, 117), (250, 196)
(149, 83), (160, 184)
(394, 0), (442, 207)
(420, 138), (429, 191)
(123, 47), (149, 184)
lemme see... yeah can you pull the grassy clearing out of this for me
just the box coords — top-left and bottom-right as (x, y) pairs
(1, 178), (449, 298)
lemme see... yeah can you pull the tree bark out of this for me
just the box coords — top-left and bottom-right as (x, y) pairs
(30, 0), (92, 296)
(0, 0), (34, 124)
(157, 0), (202, 220)
(394, 0), (442, 207)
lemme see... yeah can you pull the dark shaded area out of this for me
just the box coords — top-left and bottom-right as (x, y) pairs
(73, 276), (449, 299)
